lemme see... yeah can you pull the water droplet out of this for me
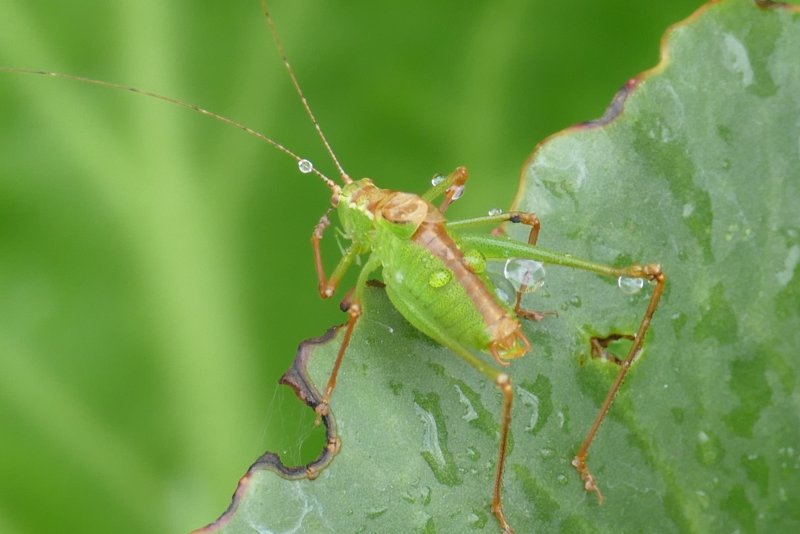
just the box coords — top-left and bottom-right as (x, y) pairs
(568, 295), (582, 308)
(488, 208), (503, 216)
(493, 276), (516, 305)
(451, 185), (465, 200)
(463, 249), (486, 274)
(431, 174), (445, 186)
(366, 507), (388, 519)
(696, 430), (724, 466)
(414, 393), (461, 486)
(504, 258), (546, 293)
(420, 486), (432, 505)
(429, 269), (452, 288)
(516, 386), (540, 432)
(467, 509), (488, 528)
(455, 385), (478, 422)
(298, 158), (313, 174)
(617, 276), (644, 295)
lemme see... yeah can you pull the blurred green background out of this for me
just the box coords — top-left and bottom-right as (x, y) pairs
(3, 1), (793, 532)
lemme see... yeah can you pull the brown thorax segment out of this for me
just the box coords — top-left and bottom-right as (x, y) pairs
(379, 191), (440, 227)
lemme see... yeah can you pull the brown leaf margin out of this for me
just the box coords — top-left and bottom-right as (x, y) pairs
(192, 327), (341, 533)
(510, 0), (800, 210)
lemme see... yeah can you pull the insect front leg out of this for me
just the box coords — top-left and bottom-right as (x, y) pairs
(311, 211), (359, 298)
(313, 253), (380, 427)
(459, 233), (666, 503)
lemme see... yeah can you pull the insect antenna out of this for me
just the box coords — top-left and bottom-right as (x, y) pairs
(260, 0), (353, 186)
(0, 66), (341, 194)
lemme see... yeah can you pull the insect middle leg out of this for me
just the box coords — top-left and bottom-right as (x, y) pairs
(309, 214), (378, 423)
(311, 211), (358, 298)
(447, 211), (549, 320)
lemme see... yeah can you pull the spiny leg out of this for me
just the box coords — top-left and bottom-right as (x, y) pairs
(315, 301), (361, 423)
(441, 340), (518, 533)
(572, 265), (665, 502)
(313, 256), (380, 425)
(492, 373), (515, 534)
(311, 210), (359, 298)
(447, 210), (541, 246)
(458, 233), (666, 501)
(309, 211), (367, 425)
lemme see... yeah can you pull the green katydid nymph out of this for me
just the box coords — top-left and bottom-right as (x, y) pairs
(265, 3), (665, 530)
(1, 1), (666, 532)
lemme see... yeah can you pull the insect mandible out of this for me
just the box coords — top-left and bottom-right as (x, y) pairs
(1, 2), (666, 532)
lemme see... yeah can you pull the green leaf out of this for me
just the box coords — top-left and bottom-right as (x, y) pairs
(200, 1), (800, 532)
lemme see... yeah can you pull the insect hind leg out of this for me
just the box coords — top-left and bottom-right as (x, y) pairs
(436, 338), (518, 532)
(572, 264), (665, 502)
(448, 210), (551, 320)
(458, 234), (666, 502)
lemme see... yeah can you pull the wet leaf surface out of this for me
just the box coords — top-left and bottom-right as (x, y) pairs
(200, 1), (800, 531)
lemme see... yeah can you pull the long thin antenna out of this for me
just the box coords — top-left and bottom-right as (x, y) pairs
(0, 66), (341, 193)
(260, 0), (352, 185)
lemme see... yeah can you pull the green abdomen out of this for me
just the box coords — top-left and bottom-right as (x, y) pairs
(377, 224), (505, 354)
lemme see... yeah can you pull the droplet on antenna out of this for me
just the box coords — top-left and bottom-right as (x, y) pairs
(298, 159), (314, 174)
